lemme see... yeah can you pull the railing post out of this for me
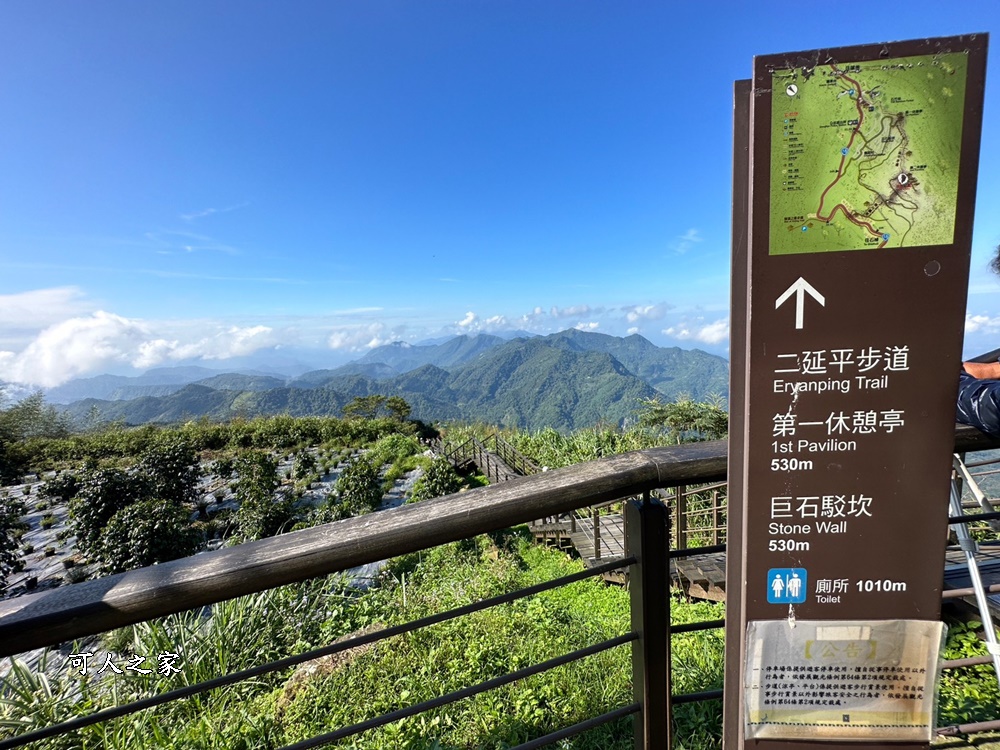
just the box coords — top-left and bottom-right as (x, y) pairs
(712, 489), (720, 546)
(627, 494), (671, 750)
(623, 500), (629, 558)
(593, 507), (601, 560)
(674, 486), (688, 550)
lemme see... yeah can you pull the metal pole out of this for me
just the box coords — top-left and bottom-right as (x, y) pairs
(950, 457), (1000, 688)
(627, 497), (671, 750)
(593, 508), (602, 560)
(675, 486), (688, 550)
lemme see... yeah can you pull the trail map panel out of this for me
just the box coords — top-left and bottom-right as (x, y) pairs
(770, 53), (968, 255)
(731, 33), (987, 750)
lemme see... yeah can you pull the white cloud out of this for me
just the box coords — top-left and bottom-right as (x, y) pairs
(627, 327), (640, 335)
(671, 228), (703, 254)
(327, 322), (389, 351)
(623, 303), (670, 323)
(965, 314), (1000, 334)
(0, 312), (282, 387)
(574, 322), (600, 331)
(449, 312), (512, 334)
(550, 304), (592, 319)
(0, 312), (152, 387)
(664, 317), (730, 345)
(170, 326), (279, 362)
(0, 287), (95, 330)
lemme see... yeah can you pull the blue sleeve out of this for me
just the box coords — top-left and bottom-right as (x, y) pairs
(957, 369), (1000, 436)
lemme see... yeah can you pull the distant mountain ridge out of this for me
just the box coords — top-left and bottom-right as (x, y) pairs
(54, 330), (729, 431)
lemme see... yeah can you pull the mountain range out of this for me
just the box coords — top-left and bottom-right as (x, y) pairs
(46, 330), (729, 432)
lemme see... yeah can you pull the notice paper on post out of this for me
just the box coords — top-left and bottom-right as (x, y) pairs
(745, 619), (945, 742)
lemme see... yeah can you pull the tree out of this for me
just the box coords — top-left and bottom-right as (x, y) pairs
(342, 395), (385, 421)
(0, 391), (70, 441)
(385, 396), (411, 421)
(342, 395), (412, 421)
(637, 394), (728, 444)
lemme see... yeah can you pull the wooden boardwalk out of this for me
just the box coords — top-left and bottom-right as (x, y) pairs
(446, 435), (1000, 621)
(531, 512), (728, 595)
(536, 512), (1000, 620)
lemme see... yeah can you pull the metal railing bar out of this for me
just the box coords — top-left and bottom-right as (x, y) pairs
(277, 633), (637, 750)
(0, 557), (635, 749)
(949, 509), (1000, 524)
(965, 456), (1000, 466)
(671, 688), (724, 704)
(506, 703), (641, 750)
(937, 718), (1000, 736)
(942, 655), (997, 669)
(942, 582), (1000, 599)
(672, 618), (725, 634)
(669, 543), (726, 559)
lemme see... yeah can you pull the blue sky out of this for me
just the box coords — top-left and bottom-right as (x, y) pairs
(2, 1), (1000, 386)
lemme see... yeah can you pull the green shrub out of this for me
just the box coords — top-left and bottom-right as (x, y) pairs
(293, 450), (318, 480)
(330, 456), (383, 519)
(233, 450), (296, 542)
(42, 472), (79, 504)
(137, 435), (201, 505)
(39, 514), (57, 530)
(409, 456), (462, 503)
(69, 467), (151, 556)
(97, 498), (202, 574)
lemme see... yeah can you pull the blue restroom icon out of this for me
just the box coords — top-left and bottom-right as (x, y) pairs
(767, 568), (807, 604)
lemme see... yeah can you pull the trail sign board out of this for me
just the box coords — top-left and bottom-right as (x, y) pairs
(725, 34), (987, 749)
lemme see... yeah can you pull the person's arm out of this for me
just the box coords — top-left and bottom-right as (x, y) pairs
(962, 360), (1000, 379)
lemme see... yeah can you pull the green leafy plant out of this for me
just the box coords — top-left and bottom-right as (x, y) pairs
(42, 472), (79, 504)
(409, 456), (462, 503)
(233, 450), (296, 542)
(136, 435), (201, 506)
(938, 619), (1000, 726)
(97, 498), (202, 574)
(69, 467), (151, 557)
(330, 456), (383, 519)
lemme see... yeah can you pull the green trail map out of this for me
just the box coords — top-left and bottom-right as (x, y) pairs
(769, 52), (967, 255)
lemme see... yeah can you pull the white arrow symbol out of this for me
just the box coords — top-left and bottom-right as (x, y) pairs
(775, 277), (825, 330)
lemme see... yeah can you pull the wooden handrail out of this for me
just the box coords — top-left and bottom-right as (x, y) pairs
(1, 425), (994, 657)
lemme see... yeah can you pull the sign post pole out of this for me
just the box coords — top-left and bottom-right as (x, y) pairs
(726, 34), (988, 748)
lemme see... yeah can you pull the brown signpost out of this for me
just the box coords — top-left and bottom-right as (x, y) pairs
(725, 34), (988, 748)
